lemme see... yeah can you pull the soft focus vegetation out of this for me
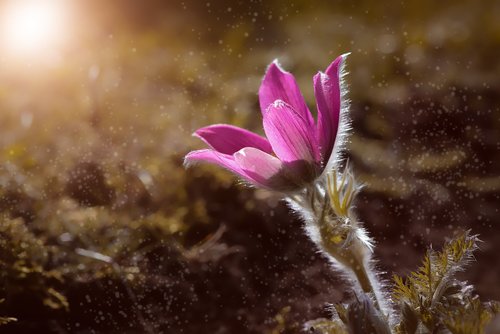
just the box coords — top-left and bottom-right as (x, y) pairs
(307, 232), (499, 333)
(0, 0), (499, 332)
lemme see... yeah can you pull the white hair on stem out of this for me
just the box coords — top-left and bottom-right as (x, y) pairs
(285, 166), (396, 327)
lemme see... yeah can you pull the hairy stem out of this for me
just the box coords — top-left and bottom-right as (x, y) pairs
(322, 236), (386, 316)
(350, 252), (383, 311)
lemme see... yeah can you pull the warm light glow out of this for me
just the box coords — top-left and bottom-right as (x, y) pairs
(1, 0), (66, 55)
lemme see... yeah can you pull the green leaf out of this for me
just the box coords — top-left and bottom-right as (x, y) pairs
(391, 231), (497, 333)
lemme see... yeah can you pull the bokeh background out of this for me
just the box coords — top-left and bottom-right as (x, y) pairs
(0, 0), (499, 332)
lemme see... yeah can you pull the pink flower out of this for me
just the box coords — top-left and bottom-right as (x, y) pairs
(185, 54), (349, 192)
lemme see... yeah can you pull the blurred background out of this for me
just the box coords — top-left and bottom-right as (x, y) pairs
(0, 0), (499, 332)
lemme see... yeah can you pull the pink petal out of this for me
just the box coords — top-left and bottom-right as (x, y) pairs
(194, 124), (273, 155)
(259, 61), (315, 128)
(262, 100), (319, 164)
(313, 54), (345, 166)
(325, 54), (346, 78)
(234, 147), (285, 187)
(184, 149), (262, 186)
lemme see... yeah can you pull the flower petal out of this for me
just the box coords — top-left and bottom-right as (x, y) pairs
(194, 124), (273, 155)
(313, 54), (345, 166)
(325, 54), (347, 78)
(184, 149), (262, 186)
(263, 100), (319, 164)
(259, 60), (314, 128)
(234, 147), (285, 187)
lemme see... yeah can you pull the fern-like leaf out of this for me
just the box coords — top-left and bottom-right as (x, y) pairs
(391, 231), (494, 333)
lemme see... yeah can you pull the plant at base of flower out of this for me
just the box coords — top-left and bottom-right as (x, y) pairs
(287, 166), (393, 333)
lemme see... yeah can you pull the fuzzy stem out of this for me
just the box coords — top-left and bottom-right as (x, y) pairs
(350, 252), (383, 312)
(350, 253), (374, 293)
(323, 238), (385, 314)
(290, 179), (391, 325)
(324, 240), (382, 306)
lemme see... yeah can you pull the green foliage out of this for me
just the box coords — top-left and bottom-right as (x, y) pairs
(0, 218), (68, 311)
(307, 298), (391, 334)
(304, 317), (348, 334)
(393, 231), (498, 334)
(443, 298), (499, 334)
(308, 232), (498, 334)
(304, 304), (350, 334)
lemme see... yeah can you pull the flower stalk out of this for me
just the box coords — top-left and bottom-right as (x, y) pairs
(321, 229), (384, 314)
(288, 167), (392, 330)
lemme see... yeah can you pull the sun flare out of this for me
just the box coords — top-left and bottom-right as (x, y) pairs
(1, 0), (66, 55)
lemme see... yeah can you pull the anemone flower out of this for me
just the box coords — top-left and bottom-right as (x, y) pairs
(185, 54), (350, 192)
